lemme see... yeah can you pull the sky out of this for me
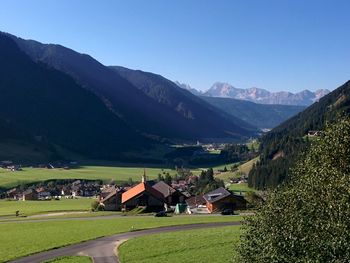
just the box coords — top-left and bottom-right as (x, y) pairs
(0, 0), (350, 92)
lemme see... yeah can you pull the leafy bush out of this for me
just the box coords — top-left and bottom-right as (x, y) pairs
(236, 117), (350, 262)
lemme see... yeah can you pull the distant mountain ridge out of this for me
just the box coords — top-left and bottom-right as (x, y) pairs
(174, 81), (203, 96)
(176, 81), (330, 106)
(200, 96), (305, 129)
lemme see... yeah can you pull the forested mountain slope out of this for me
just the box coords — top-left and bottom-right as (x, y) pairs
(249, 81), (350, 189)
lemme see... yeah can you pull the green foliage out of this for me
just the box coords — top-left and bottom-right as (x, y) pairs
(195, 168), (224, 194)
(244, 191), (264, 208)
(237, 117), (350, 262)
(249, 81), (350, 189)
(91, 200), (100, 212)
(220, 144), (251, 163)
(164, 173), (172, 185)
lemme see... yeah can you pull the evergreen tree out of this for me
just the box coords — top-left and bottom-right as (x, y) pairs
(164, 173), (172, 185)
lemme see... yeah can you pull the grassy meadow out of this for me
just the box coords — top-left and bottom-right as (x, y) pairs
(0, 215), (242, 262)
(118, 225), (241, 263)
(212, 157), (258, 195)
(0, 166), (178, 189)
(0, 198), (93, 217)
(228, 183), (254, 194)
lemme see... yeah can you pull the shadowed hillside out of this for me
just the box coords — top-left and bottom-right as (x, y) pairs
(0, 33), (151, 161)
(8, 33), (257, 142)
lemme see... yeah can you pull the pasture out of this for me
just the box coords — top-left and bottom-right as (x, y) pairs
(0, 198), (93, 217)
(228, 183), (254, 194)
(0, 215), (242, 262)
(0, 166), (178, 189)
(118, 225), (241, 263)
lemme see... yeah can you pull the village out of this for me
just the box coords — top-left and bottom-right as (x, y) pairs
(2, 164), (247, 215)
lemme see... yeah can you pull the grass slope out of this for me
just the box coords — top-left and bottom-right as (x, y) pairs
(119, 226), (241, 263)
(0, 216), (242, 262)
(214, 158), (258, 194)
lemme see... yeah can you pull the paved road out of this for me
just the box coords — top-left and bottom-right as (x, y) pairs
(10, 221), (241, 263)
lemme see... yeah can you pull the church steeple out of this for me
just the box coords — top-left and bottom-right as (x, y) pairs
(142, 168), (147, 183)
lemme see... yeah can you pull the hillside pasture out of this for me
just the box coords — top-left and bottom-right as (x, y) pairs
(228, 183), (255, 194)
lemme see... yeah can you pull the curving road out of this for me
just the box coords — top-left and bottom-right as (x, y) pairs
(10, 221), (241, 263)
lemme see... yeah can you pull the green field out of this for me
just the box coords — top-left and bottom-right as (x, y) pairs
(228, 183), (255, 194)
(119, 225), (241, 263)
(238, 157), (259, 175)
(44, 256), (92, 263)
(0, 198), (94, 217)
(0, 215), (242, 262)
(0, 166), (178, 189)
(215, 157), (259, 183)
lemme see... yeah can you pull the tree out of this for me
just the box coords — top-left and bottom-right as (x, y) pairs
(206, 168), (214, 181)
(157, 173), (164, 182)
(164, 173), (172, 185)
(236, 117), (350, 262)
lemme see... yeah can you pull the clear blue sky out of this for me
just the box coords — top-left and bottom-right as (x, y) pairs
(1, 0), (349, 92)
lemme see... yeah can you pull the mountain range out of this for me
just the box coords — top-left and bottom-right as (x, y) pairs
(0, 31), (328, 163)
(177, 81), (330, 106)
(0, 32), (261, 162)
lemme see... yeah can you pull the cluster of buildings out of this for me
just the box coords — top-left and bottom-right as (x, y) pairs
(5, 180), (100, 201)
(100, 172), (247, 214)
(3, 166), (247, 214)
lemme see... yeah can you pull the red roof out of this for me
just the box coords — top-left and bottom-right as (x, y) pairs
(121, 182), (164, 203)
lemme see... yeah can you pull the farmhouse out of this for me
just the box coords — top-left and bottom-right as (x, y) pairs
(36, 187), (51, 200)
(121, 174), (165, 211)
(100, 186), (124, 211)
(203, 187), (247, 213)
(22, 189), (38, 201)
(6, 188), (22, 200)
(185, 194), (206, 208)
(152, 181), (186, 206)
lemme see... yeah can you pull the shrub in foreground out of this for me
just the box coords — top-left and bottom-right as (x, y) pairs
(236, 117), (350, 262)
